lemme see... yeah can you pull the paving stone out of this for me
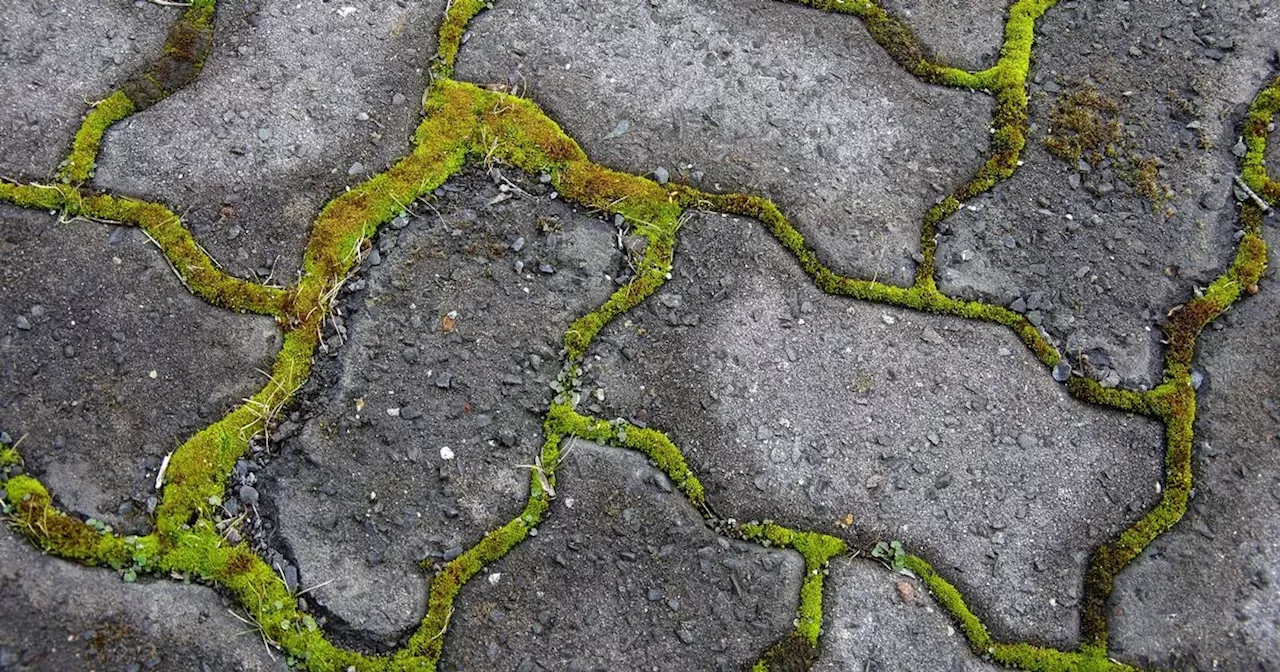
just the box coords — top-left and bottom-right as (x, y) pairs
(0, 204), (280, 533)
(0, 1), (175, 177)
(260, 169), (623, 639)
(440, 441), (804, 671)
(815, 558), (1000, 671)
(96, 0), (445, 284)
(0, 531), (283, 671)
(879, 0), (1008, 71)
(587, 212), (1164, 649)
(455, 0), (991, 287)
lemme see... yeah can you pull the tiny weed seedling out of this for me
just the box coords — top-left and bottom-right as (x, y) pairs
(872, 539), (907, 571)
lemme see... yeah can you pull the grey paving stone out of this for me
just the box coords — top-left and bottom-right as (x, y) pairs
(815, 557), (1000, 671)
(0, 530), (284, 671)
(0, 204), (280, 534)
(880, 0), (1009, 71)
(440, 441), (804, 672)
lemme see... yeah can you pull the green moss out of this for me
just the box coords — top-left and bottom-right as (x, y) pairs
(2, 475), (132, 568)
(1066, 377), (1153, 416)
(780, 0), (979, 88)
(903, 554), (992, 651)
(433, 0), (489, 78)
(0, 181), (287, 317)
(1076, 200), (1268, 649)
(155, 329), (315, 538)
(990, 642), (1137, 671)
(1240, 75), (1280, 203)
(740, 522), (845, 646)
(696, 190), (1065, 374)
(57, 0), (216, 184)
(545, 405), (706, 506)
(57, 91), (135, 184)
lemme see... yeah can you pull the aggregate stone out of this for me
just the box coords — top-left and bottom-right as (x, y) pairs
(586, 211), (1164, 649)
(0, 205), (281, 533)
(96, 0), (446, 285)
(439, 441), (804, 671)
(1108, 228), (1280, 669)
(0, 531), (282, 671)
(262, 169), (623, 640)
(0, 0), (175, 177)
(814, 558), (1000, 671)
(935, 0), (1280, 385)
(455, 0), (991, 287)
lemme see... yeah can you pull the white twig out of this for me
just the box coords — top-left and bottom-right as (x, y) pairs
(155, 451), (173, 490)
(1234, 174), (1271, 212)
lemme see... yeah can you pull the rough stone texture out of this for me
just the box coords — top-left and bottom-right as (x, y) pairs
(455, 0), (992, 287)
(0, 0), (175, 178)
(880, 0), (1009, 71)
(96, 0), (444, 284)
(2, 0), (1279, 667)
(0, 204), (280, 533)
(815, 558), (999, 671)
(935, 0), (1280, 385)
(586, 212), (1163, 649)
(440, 441), (804, 672)
(1108, 226), (1280, 670)
(0, 531), (284, 672)
(260, 169), (623, 641)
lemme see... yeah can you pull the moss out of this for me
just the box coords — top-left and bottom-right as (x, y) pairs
(991, 642), (1137, 671)
(1066, 377), (1153, 416)
(2, 475), (132, 568)
(58, 0), (216, 185)
(696, 190), (1066, 376)
(740, 522), (845, 646)
(754, 631), (818, 672)
(155, 329), (315, 538)
(0, 182), (287, 318)
(1044, 85), (1122, 164)
(57, 91), (136, 184)
(122, 0), (216, 109)
(1240, 75), (1280, 203)
(545, 405), (706, 506)
(1076, 199), (1268, 649)
(780, 0), (980, 88)
(1122, 155), (1165, 205)
(432, 0), (489, 78)
(903, 554), (993, 652)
